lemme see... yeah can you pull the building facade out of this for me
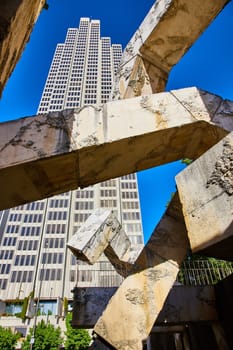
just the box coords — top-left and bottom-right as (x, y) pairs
(0, 18), (144, 308)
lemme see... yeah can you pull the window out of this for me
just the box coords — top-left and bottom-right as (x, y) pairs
(2, 237), (17, 246)
(123, 212), (140, 220)
(39, 269), (62, 281)
(10, 270), (33, 283)
(41, 253), (64, 265)
(0, 264), (11, 274)
(14, 255), (36, 266)
(47, 211), (67, 221)
(17, 240), (38, 251)
(75, 202), (93, 210)
(0, 250), (14, 260)
(70, 270), (76, 282)
(0, 279), (7, 289)
(46, 224), (66, 234)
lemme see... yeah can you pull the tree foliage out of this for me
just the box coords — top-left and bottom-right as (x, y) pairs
(65, 313), (91, 350)
(0, 325), (21, 350)
(181, 158), (193, 166)
(21, 320), (62, 350)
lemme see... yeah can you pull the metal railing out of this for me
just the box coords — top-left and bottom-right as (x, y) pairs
(76, 259), (233, 287)
(177, 259), (233, 286)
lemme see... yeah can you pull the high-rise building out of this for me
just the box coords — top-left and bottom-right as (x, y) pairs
(0, 18), (143, 310)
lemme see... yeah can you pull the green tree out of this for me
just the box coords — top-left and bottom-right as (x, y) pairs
(181, 158), (193, 166)
(0, 325), (21, 350)
(21, 320), (63, 350)
(65, 313), (91, 350)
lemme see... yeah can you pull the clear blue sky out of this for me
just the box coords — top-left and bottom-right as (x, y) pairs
(0, 1), (232, 242)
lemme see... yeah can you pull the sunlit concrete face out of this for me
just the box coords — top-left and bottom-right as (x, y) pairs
(112, 0), (230, 100)
(93, 193), (190, 349)
(67, 208), (143, 277)
(176, 132), (233, 259)
(0, 87), (231, 211)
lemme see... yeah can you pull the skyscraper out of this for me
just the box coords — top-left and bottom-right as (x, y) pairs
(0, 18), (143, 308)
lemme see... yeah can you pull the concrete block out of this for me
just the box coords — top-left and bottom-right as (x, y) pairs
(0, 0), (46, 95)
(112, 0), (229, 99)
(176, 132), (233, 258)
(67, 209), (131, 265)
(71, 285), (217, 328)
(93, 194), (190, 349)
(0, 87), (231, 210)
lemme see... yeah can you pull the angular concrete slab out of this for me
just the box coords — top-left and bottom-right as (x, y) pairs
(0, 0), (46, 96)
(93, 193), (190, 349)
(176, 132), (233, 259)
(71, 285), (217, 328)
(67, 208), (136, 275)
(0, 87), (230, 210)
(67, 209), (119, 264)
(112, 0), (229, 99)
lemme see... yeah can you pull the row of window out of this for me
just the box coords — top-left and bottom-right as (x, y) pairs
(8, 213), (22, 222)
(17, 239), (38, 251)
(122, 201), (139, 209)
(0, 250), (14, 260)
(121, 174), (136, 180)
(5, 225), (20, 234)
(121, 182), (137, 189)
(129, 235), (143, 245)
(23, 214), (43, 223)
(47, 211), (67, 221)
(121, 191), (138, 199)
(2, 237), (17, 246)
(14, 255), (36, 266)
(0, 264), (11, 274)
(125, 223), (142, 233)
(74, 213), (90, 223)
(41, 253), (64, 265)
(49, 199), (69, 208)
(39, 268), (62, 281)
(46, 223), (66, 234)
(11, 270), (34, 283)
(44, 238), (65, 249)
(21, 226), (41, 236)
(123, 212), (141, 221)
(100, 199), (117, 208)
(100, 190), (117, 197)
(75, 202), (94, 210)
(76, 190), (94, 198)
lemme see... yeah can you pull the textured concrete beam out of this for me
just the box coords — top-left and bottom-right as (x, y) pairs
(176, 132), (233, 260)
(71, 285), (217, 328)
(67, 208), (137, 276)
(0, 87), (231, 210)
(93, 193), (190, 349)
(0, 0), (46, 96)
(112, 0), (229, 99)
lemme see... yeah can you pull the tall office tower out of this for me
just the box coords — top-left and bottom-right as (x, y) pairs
(0, 18), (144, 306)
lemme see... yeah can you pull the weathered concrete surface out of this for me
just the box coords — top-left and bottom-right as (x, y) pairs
(176, 132), (233, 260)
(0, 87), (231, 210)
(72, 287), (116, 328)
(112, 0), (230, 99)
(0, 0), (46, 96)
(71, 285), (216, 328)
(67, 209), (126, 264)
(67, 208), (138, 276)
(93, 193), (190, 349)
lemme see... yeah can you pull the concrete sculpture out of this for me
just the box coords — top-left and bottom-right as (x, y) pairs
(0, 0), (232, 348)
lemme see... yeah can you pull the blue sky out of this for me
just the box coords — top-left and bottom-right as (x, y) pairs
(0, 1), (232, 242)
